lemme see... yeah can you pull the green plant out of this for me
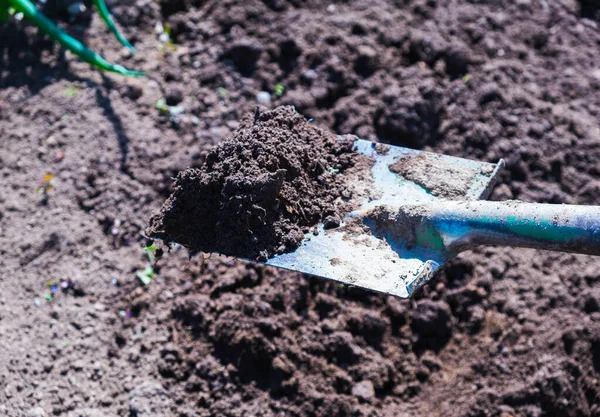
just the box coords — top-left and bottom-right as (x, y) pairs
(136, 242), (157, 285)
(155, 98), (169, 114)
(136, 265), (154, 285)
(274, 83), (285, 97)
(91, 0), (135, 53)
(0, 0), (143, 76)
(64, 85), (79, 98)
(143, 241), (157, 263)
(216, 86), (228, 97)
(158, 21), (175, 53)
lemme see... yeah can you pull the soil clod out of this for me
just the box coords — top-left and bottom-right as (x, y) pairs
(148, 106), (362, 260)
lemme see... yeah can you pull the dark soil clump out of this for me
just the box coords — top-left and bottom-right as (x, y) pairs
(148, 106), (359, 260)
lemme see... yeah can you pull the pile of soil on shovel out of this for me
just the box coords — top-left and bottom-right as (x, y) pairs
(147, 106), (361, 260)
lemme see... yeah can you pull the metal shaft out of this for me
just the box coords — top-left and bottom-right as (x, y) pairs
(408, 200), (600, 256)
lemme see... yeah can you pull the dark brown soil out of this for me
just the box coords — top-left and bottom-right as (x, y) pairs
(1, 1), (600, 417)
(147, 105), (360, 261)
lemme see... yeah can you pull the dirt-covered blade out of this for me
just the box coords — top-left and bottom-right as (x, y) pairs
(263, 139), (504, 298)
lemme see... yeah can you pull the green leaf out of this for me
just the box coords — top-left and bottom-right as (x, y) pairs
(274, 83), (285, 97)
(155, 98), (169, 113)
(163, 22), (172, 37)
(92, 0), (136, 53)
(143, 242), (157, 262)
(64, 85), (79, 98)
(136, 266), (154, 285)
(8, 0), (144, 76)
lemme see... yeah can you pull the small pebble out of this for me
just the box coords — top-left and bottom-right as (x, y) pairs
(351, 380), (375, 403)
(27, 407), (46, 417)
(256, 91), (271, 105)
(302, 69), (318, 81)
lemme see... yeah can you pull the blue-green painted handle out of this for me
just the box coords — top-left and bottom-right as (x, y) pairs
(421, 200), (600, 256)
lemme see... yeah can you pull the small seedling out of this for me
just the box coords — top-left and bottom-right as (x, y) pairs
(155, 98), (169, 114)
(136, 265), (154, 285)
(158, 22), (175, 53)
(274, 83), (285, 97)
(64, 85), (79, 98)
(155, 98), (185, 124)
(0, 0), (143, 76)
(163, 23), (172, 38)
(143, 242), (157, 263)
(217, 87), (228, 97)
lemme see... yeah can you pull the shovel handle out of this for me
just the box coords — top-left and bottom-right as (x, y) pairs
(419, 200), (600, 256)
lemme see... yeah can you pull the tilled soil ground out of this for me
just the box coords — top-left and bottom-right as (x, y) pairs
(1, 0), (599, 416)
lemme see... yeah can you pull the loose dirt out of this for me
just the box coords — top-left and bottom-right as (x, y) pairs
(1, 1), (599, 416)
(148, 105), (361, 261)
(389, 152), (478, 199)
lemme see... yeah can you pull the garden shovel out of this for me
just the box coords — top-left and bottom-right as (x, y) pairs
(263, 139), (600, 298)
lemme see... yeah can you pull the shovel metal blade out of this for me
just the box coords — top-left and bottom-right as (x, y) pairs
(264, 139), (504, 298)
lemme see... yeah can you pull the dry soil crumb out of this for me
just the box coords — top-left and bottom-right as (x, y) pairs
(389, 152), (478, 198)
(147, 106), (361, 260)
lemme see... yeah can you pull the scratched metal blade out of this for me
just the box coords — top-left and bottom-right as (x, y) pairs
(264, 139), (504, 298)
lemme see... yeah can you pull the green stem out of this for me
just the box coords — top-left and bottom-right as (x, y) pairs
(92, 0), (135, 53)
(8, 0), (144, 77)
